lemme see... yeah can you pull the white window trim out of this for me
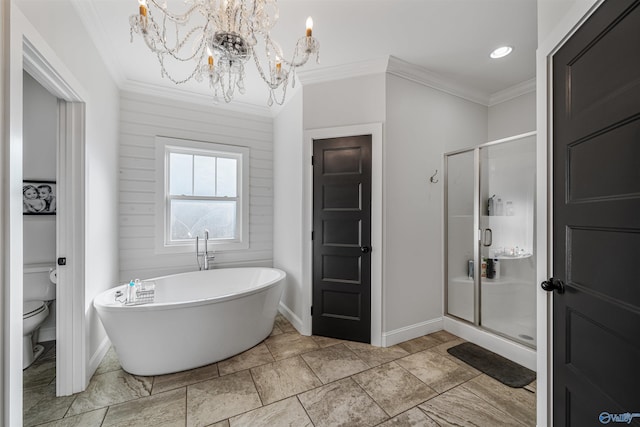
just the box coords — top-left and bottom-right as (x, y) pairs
(155, 136), (250, 254)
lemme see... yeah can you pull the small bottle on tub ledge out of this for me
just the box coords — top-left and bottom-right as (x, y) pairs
(127, 280), (137, 304)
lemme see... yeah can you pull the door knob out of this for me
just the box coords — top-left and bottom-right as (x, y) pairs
(361, 246), (371, 254)
(541, 277), (565, 294)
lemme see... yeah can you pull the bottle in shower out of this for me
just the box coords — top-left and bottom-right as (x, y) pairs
(487, 195), (495, 216)
(495, 197), (504, 216)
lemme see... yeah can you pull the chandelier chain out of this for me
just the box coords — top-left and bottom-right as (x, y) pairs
(146, 7), (207, 62)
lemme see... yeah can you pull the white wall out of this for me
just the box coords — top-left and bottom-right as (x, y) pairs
(15, 0), (120, 383)
(23, 71), (57, 264)
(273, 91), (304, 328)
(538, 0), (578, 44)
(488, 91), (536, 141)
(303, 74), (386, 129)
(384, 74), (487, 338)
(118, 91), (274, 281)
(271, 74), (386, 330)
(273, 68), (490, 344)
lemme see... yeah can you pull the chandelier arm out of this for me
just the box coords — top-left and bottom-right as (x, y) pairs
(279, 53), (310, 69)
(138, 20), (164, 52)
(282, 37), (320, 68)
(252, 53), (286, 90)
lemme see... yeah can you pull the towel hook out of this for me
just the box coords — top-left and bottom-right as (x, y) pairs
(429, 169), (439, 184)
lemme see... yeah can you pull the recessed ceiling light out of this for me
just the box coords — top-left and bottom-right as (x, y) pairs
(490, 46), (513, 59)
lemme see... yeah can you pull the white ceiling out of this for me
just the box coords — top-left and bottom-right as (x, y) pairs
(74, 0), (537, 111)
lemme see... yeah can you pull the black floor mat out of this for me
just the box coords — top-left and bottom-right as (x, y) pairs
(447, 342), (536, 388)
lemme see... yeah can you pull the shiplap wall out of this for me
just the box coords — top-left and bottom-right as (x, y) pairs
(119, 91), (274, 281)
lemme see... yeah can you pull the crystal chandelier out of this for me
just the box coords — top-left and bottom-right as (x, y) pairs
(130, 0), (320, 105)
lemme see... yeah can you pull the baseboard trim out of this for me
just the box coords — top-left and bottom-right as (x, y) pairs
(38, 326), (56, 343)
(87, 336), (111, 380)
(382, 317), (444, 347)
(278, 302), (307, 335)
(443, 316), (536, 371)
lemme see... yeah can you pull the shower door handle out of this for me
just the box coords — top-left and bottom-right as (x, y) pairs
(541, 277), (565, 294)
(482, 228), (492, 247)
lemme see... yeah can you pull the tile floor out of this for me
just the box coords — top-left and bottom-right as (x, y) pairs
(24, 315), (536, 426)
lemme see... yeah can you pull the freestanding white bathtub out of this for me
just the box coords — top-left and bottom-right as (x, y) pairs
(94, 267), (285, 376)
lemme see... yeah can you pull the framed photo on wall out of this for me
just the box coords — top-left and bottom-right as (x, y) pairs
(23, 180), (56, 215)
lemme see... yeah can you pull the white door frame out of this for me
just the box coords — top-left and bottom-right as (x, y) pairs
(6, 9), (88, 421)
(536, 1), (602, 425)
(54, 100), (87, 396)
(22, 24), (88, 398)
(303, 123), (384, 346)
(0, 1), (5, 423)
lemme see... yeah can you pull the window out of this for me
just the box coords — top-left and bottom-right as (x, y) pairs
(155, 137), (249, 252)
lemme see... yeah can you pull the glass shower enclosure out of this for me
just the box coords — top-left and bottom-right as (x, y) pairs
(445, 132), (536, 348)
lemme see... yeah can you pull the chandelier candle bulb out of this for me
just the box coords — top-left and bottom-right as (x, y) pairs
(138, 0), (147, 17)
(306, 17), (313, 37)
(207, 47), (214, 68)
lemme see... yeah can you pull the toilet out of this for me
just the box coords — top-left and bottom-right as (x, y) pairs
(23, 264), (57, 369)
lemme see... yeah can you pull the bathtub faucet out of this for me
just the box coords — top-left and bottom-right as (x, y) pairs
(196, 229), (215, 270)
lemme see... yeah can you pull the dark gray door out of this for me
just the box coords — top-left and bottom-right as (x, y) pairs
(312, 135), (372, 343)
(549, 1), (640, 425)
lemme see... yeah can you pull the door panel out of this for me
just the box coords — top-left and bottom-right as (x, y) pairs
(313, 135), (372, 343)
(479, 137), (537, 348)
(551, 0), (640, 424)
(567, 120), (640, 202)
(445, 149), (476, 323)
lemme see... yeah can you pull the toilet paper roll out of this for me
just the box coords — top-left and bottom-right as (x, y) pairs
(49, 269), (57, 284)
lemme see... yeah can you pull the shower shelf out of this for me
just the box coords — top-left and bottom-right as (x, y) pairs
(494, 253), (532, 260)
(450, 276), (527, 287)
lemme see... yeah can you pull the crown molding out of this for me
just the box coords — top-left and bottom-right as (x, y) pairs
(70, 0), (126, 86)
(298, 56), (493, 106)
(121, 79), (273, 117)
(385, 56), (490, 106)
(297, 57), (390, 86)
(488, 78), (536, 106)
